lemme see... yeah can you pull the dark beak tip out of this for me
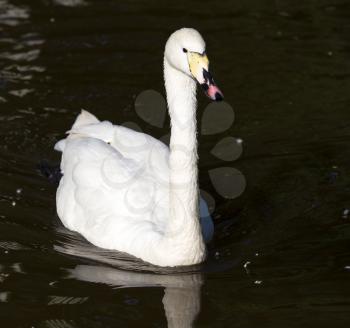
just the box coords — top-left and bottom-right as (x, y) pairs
(214, 92), (224, 101)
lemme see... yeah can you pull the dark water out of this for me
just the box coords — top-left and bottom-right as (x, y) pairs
(1, 0), (350, 327)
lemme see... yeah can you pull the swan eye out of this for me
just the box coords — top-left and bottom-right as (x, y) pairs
(183, 48), (188, 53)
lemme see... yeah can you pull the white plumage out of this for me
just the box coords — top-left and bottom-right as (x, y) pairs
(55, 28), (223, 267)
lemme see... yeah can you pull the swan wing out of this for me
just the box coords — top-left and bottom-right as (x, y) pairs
(57, 135), (166, 256)
(63, 110), (169, 168)
(55, 110), (213, 252)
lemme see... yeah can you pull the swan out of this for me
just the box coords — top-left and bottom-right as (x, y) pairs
(55, 28), (224, 267)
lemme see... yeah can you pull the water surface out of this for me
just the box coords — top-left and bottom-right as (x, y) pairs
(1, 0), (350, 327)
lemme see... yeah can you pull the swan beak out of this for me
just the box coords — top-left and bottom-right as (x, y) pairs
(188, 52), (224, 101)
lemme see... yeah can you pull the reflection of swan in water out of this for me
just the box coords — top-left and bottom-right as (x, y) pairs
(55, 227), (203, 328)
(68, 265), (202, 328)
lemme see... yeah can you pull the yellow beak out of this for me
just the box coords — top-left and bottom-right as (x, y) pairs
(188, 52), (209, 83)
(187, 52), (223, 101)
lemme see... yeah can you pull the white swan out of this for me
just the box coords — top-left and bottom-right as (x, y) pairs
(55, 28), (224, 267)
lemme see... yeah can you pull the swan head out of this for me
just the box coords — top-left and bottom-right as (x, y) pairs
(165, 28), (224, 101)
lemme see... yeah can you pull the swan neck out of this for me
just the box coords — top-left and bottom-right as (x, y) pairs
(163, 58), (205, 263)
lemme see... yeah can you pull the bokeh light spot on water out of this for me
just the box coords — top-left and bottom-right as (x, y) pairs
(201, 101), (235, 136)
(211, 136), (243, 162)
(134, 90), (166, 128)
(209, 167), (246, 199)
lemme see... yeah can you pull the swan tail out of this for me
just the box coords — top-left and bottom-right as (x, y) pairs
(71, 109), (100, 129)
(54, 139), (66, 152)
(54, 110), (108, 152)
(68, 121), (115, 144)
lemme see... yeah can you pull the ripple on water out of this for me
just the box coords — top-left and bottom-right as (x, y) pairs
(53, 0), (88, 7)
(0, 291), (10, 302)
(0, 0), (29, 26)
(0, 1), (45, 104)
(0, 240), (31, 251)
(42, 320), (76, 328)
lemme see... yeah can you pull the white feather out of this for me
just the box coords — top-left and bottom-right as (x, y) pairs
(55, 28), (214, 267)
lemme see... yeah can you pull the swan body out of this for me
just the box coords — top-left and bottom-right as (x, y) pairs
(55, 28), (223, 267)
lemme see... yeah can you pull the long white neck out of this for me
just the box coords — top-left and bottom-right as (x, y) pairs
(162, 58), (205, 265)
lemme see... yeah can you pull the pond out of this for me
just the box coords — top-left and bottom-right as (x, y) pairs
(0, 0), (350, 327)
